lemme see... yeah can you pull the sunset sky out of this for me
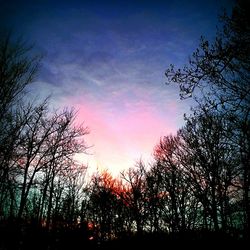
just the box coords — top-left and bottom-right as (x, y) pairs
(1, 0), (233, 175)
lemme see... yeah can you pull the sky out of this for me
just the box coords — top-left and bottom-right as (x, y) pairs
(1, 0), (233, 176)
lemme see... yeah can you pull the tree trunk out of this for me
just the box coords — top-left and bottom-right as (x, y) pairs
(46, 172), (55, 230)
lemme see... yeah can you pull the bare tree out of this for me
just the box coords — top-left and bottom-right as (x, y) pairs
(153, 135), (197, 233)
(144, 162), (164, 233)
(165, 0), (250, 237)
(87, 170), (124, 241)
(121, 162), (147, 235)
(179, 109), (241, 231)
(16, 104), (88, 220)
(0, 32), (40, 119)
(0, 34), (40, 219)
(58, 163), (87, 226)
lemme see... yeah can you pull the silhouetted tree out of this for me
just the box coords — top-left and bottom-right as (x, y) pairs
(179, 109), (241, 231)
(144, 162), (164, 233)
(0, 33), (40, 218)
(87, 170), (124, 241)
(153, 135), (198, 233)
(59, 163), (87, 226)
(121, 162), (147, 235)
(0, 33), (89, 228)
(0, 32), (39, 119)
(165, 0), (250, 237)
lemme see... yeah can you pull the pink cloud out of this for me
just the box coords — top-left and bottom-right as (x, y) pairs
(64, 95), (178, 176)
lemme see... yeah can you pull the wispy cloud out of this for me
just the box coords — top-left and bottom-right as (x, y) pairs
(4, 0), (229, 174)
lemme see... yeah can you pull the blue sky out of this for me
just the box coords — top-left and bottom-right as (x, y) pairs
(1, 0), (234, 175)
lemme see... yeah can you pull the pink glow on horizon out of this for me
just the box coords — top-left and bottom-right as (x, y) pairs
(64, 96), (178, 176)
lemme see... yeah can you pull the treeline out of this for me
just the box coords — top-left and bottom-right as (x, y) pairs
(0, 34), (90, 249)
(85, 110), (246, 241)
(0, 0), (249, 248)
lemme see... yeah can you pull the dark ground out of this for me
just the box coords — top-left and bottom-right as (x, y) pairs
(0, 220), (246, 250)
